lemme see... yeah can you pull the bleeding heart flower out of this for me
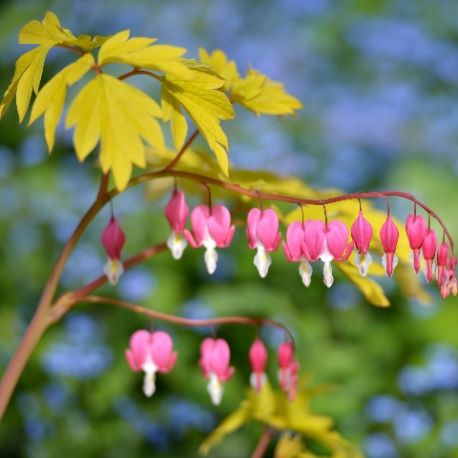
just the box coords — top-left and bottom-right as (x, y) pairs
(303, 220), (353, 288)
(406, 214), (427, 273)
(351, 211), (373, 276)
(246, 208), (281, 278)
(249, 339), (268, 392)
(125, 330), (177, 397)
(283, 221), (313, 287)
(277, 342), (299, 401)
(380, 215), (399, 277)
(101, 216), (126, 285)
(184, 205), (235, 274)
(436, 242), (449, 287)
(199, 338), (234, 405)
(441, 256), (457, 298)
(422, 229), (437, 283)
(165, 190), (189, 260)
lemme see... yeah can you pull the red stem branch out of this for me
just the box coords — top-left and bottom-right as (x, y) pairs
(251, 426), (274, 458)
(112, 169), (455, 251)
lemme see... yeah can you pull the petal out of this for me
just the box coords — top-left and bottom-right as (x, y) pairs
(190, 205), (211, 245)
(298, 259), (313, 287)
(128, 330), (152, 368)
(150, 331), (176, 372)
(351, 211), (373, 253)
(204, 246), (218, 274)
(303, 220), (326, 260)
(104, 258), (124, 285)
(208, 205), (232, 246)
(380, 216), (400, 253)
(325, 220), (350, 259)
(183, 229), (199, 248)
(285, 221), (305, 261)
(211, 339), (231, 378)
(323, 261), (334, 288)
(246, 208), (262, 249)
(256, 209), (280, 251)
(164, 190), (189, 232)
(254, 248), (272, 278)
(167, 231), (188, 260)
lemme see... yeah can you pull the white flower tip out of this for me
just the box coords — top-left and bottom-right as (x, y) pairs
(254, 248), (271, 278)
(323, 261), (334, 288)
(250, 372), (267, 392)
(104, 259), (124, 285)
(204, 247), (218, 275)
(298, 260), (313, 287)
(167, 231), (187, 260)
(142, 369), (156, 398)
(356, 252), (372, 277)
(207, 373), (224, 405)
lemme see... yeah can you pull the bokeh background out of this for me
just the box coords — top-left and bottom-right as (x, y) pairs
(1, 0), (458, 457)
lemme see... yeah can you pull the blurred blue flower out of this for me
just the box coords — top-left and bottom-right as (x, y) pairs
(119, 269), (155, 302)
(364, 432), (398, 458)
(441, 421), (458, 447)
(365, 395), (402, 423)
(393, 406), (432, 444)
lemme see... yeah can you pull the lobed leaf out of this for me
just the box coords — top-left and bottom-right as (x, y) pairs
(162, 69), (234, 175)
(97, 30), (190, 77)
(199, 48), (302, 116)
(66, 74), (164, 190)
(29, 53), (95, 151)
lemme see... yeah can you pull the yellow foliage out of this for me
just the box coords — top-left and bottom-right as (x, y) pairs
(162, 68), (234, 175)
(199, 48), (302, 116)
(97, 30), (190, 77)
(29, 54), (95, 151)
(199, 382), (362, 457)
(66, 74), (164, 190)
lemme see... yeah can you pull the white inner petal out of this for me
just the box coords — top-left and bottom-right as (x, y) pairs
(141, 360), (158, 398)
(167, 231), (188, 260)
(250, 371), (267, 392)
(298, 257), (313, 287)
(207, 372), (224, 405)
(322, 261), (334, 288)
(254, 244), (271, 278)
(103, 258), (124, 285)
(355, 252), (372, 277)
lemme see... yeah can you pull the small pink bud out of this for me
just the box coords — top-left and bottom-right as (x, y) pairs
(184, 205), (235, 274)
(199, 338), (234, 405)
(165, 190), (189, 232)
(165, 190), (189, 260)
(125, 330), (177, 397)
(351, 211), (373, 254)
(380, 215), (399, 277)
(422, 229), (437, 283)
(325, 221), (354, 261)
(277, 342), (299, 401)
(101, 217), (126, 285)
(249, 339), (268, 393)
(406, 214), (428, 273)
(102, 217), (125, 260)
(246, 208), (281, 278)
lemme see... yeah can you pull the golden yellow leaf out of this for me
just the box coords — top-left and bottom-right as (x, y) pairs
(198, 48), (240, 91)
(161, 85), (188, 150)
(66, 74), (164, 190)
(19, 11), (76, 46)
(29, 54), (95, 151)
(162, 69), (234, 175)
(232, 69), (303, 115)
(275, 433), (305, 458)
(71, 34), (109, 52)
(198, 401), (252, 456)
(97, 29), (190, 77)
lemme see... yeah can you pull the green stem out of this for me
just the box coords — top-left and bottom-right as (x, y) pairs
(0, 174), (109, 421)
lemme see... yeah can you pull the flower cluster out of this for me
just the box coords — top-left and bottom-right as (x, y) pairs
(101, 191), (457, 298)
(125, 331), (298, 403)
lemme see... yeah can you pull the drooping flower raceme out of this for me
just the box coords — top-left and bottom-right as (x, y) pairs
(125, 330), (177, 397)
(277, 342), (299, 401)
(101, 216), (126, 285)
(405, 214), (427, 273)
(246, 208), (281, 278)
(422, 228), (437, 283)
(164, 190), (189, 260)
(249, 339), (268, 392)
(380, 215), (400, 277)
(199, 338), (234, 405)
(351, 210), (373, 276)
(184, 205), (235, 274)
